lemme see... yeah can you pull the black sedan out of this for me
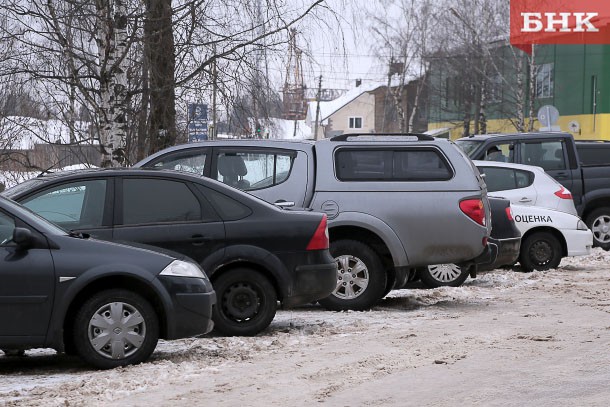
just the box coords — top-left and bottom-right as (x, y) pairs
(0, 195), (215, 369)
(3, 169), (337, 336)
(477, 197), (521, 272)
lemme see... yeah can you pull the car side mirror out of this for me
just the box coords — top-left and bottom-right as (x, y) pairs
(13, 227), (33, 249)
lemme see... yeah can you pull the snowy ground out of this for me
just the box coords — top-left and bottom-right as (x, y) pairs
(3, 250), (610, 406)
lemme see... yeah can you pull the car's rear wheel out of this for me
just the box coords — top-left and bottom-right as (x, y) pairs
(318, 240), (386, 311)
(519, 232), (562, 272)
(73, 289), (159, 369)
(417, 264), (470, 288)
(586, 207), (610, 250)
(212, 268), (277, 336)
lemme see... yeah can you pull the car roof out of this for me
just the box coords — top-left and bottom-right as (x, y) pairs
(133, 139), (316, 167)
(456, 132), (572, 142)
(5, 167), (284, 212)
(472, 160), (546, 174)
(26, 167), (201, 181)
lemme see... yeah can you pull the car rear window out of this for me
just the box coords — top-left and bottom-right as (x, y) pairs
(195, 184), (252, 221)
(576, 144), (610, 166)
(477, 166), (534, 192)
(334, 148), (452, 181)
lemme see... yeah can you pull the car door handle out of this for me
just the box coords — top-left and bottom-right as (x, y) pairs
(274, 200), (295, 208)
(555, 172), (569, 179)
(190, 234), (208, 246)
(519, 197), (533, 203)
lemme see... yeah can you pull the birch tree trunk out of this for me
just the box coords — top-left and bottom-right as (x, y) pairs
(527, 46), (536, 132)
(96, 0), (128, 167)
(515, 53), (525, 132)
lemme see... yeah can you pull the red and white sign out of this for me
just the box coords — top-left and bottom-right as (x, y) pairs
(510, 0), (610, 53)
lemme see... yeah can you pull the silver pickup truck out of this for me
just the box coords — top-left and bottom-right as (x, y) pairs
(136, 134), (492, 310)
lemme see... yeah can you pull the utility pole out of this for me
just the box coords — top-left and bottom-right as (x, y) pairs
(314, 75), (322, 140)
(211, 54), (217, 140)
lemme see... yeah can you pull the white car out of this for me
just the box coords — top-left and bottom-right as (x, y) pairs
(473, 160), (577, 215)
(511, 204), (592, 271)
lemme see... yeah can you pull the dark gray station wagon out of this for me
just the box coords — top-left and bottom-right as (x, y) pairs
(4, 169), (336, 336)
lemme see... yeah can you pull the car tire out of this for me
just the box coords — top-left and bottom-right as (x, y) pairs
(73, 289), (159, 369)
(586, 207), (610, 250)
(381, 269), (398, 297)
(417, 264), (470, 288)
(318, 240), (387, 311)
(212, 268), (277, 336)
(519, 232), (563, 272)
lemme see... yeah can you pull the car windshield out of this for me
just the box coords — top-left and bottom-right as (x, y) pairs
(1, 178), (45, 199)
(454, 140), (482, 156)
(0, 195), (67, 236)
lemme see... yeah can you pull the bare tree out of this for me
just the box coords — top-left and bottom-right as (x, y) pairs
(367, 0), (436, 132)
(0, 0), (328, 170)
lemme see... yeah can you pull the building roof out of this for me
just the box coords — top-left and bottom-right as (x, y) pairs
(307, 82), (384, 123)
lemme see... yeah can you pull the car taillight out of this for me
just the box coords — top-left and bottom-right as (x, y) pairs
(306, 214), (329, 250)
(505, 206), (514, 221)
(554, 186), (573, 200)
(459, 199), (486, 226)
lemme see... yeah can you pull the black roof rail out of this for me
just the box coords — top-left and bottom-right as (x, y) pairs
(329, 133), (434, 142)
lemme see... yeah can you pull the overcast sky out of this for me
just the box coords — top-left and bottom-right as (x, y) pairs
(269, 0), (389, 92)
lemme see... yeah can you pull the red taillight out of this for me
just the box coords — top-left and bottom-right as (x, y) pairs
(554, 186), (573, 200)
(306, 214), (329, 250)
(459, 199), (486, 226)
(505, 206), (514, 221)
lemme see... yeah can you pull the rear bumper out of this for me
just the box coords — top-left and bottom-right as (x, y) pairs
(478, 237), (521, 272)
(458, 243), (494, 270)
(158, 276), (216, 339)
(283, 260), (337, 307)
(563, 229), (593, 257)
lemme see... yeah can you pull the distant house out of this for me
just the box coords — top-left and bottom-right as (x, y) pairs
(305, 79), (427, 139)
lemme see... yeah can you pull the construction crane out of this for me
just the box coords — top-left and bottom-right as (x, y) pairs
(282, 28), (307, 121)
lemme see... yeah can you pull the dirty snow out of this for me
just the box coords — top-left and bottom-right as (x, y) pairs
(3, 249), (610, 406)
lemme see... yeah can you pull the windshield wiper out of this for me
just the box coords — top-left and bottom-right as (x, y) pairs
(68, 230), (90, 239)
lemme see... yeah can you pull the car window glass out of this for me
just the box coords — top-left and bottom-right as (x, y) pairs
(478, 167), (517, 192)
(150, 151), (207, 175)
(577, 145), (608, 166)
(484, 143), (513, 163)
(515, 169), (534, 188)
(336, 149), (451, 181)
(21, 180), (107, 229)
(122, 179), (202, 225)
(393, 150), (452, 180)
(0, 211), (16, 245)
(479, 167), (534, 192)
(195, 184), (252, 220)
(216, 152), (295, 191)
(521, 141), (566, 170)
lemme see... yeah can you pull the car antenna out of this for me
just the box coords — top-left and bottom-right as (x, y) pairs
(36, 165), (56, 177)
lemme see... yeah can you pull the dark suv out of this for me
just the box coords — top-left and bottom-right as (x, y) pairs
(4, 169), (336, 336)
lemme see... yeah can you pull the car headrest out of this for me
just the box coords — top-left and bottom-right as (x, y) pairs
(218, 155), (247, 177)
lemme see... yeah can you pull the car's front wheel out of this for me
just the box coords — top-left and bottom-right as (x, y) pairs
(519, 232), (563, 272)
(417, 264), (470, 288)
(73, 289), (159, 369)
(318, 239), (386, 311)
(212, 268), (277, 336)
